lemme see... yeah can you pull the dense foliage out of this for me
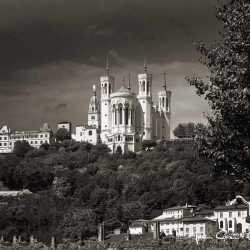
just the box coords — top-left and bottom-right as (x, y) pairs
(187, 0), (250, 181)
(0, 139), (246, 244)
(173, 123), (206, 139)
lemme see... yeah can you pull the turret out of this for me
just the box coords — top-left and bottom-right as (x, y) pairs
(88, 85), (100, 128)
(100, 56), (114, 140)
(158, 70), (171, 140)
(137, 57), (153, 140)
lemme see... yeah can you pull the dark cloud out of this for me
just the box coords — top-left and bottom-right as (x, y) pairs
(0, 0), (220, 135)
(55, 103), (67, 111)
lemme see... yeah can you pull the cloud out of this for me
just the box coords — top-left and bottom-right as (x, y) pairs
(55, 103), (67, 111)
(85, 25), (114, 38)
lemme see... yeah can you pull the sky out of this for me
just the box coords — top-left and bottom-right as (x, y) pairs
(0, 0), (221, 136)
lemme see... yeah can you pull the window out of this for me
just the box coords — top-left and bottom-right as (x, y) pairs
(220, 212), (223, 218)
(220, 221), (223, 228)
(193, 227), (196, 233)
(31, 141), (33, 144)
(40, 135), (43, 138)
(119, 107), (123, 124)
(35, 141), (37, 144)
(229, 212), (232, 218)
(10, 142), (12, 145)
(80, 132), (82, 136)
(0, 137), (2, 140)
(200, 227), (203, 232)
(238, 211), (241, 217)
(0, 143), (2, 146)
(91, 115), (95, 120)
(88, 130), (92, 136)
(186, 228), (189, 233)
(125, 107), (129, 125)
(166, 229), (169, 234)
(229, 220), (232, 228)
(4, 143), (6, 146)
(143, 132), (145, 135)
(4, 137), (7, 140)
(40, 141), (43, 144)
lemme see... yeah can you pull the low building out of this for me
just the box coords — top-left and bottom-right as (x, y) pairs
(72, 125), (100, 145)
(58, 121), (72, 134)
(214, 196), (250, 233)
(182, 216), (216, 238)
(0, 124), (53, 153)
(150, 205), (196, 237)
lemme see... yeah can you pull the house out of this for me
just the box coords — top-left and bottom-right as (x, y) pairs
(150, 205), (196, 237)
(214, 196), (250, 233)
(182, 216), (216, 238)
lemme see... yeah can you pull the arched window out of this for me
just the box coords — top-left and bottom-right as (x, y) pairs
(220, 221), (223, 229)
(147, 81), (150, 94)
(166, 98), (169, 110)
(104, 83), (107, 94)
(142, 81), (145, 91)
(125, 107), (129, 125)
(229, 220), (232, 228)
(162, 97), (165, 107)
(88, 130), (92, 136)
(119, 107), (123, 125)
(118, 135), (120, 141)
(92, 106), (95, 112)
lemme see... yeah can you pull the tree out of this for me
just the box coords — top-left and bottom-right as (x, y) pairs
(13, 140), (34, 158)
(187, 0), (250, 183)
(55, 128), (71, 142)
(173, 123), (206, 139)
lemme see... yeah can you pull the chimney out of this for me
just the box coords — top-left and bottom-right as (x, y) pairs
(98, 222), (105, 242)
(153, 221), (160, 240)
(13, 235), (17, 245)
(30, 235), (34, 245)
(126, 230), (131, 241)
(51, 236), (55, 249)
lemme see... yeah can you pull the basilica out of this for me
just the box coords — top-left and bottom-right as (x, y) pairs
(72, 60), (171, 153)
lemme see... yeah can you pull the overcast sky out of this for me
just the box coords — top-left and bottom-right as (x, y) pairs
(0, 0), (221, 136)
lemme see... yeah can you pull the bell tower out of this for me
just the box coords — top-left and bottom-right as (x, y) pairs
(158, 71), (171, 140)
(100, 56), (114, 141)
(88, 85), (100, 128)
(137, 57), (153, 140)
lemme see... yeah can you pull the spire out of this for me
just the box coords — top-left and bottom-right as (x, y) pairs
(122, 76), (125, 87)
(144, 56), (147, 73)
(163, 70), (167, 90)
(106, 55), (109, 76)
(93, 85), (96, 96)
(128, 73), (131, 91)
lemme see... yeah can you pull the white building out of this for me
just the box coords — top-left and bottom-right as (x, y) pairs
(73, 60), (171, 153)
(58, 121), (72, 134)
(0, 123), (53, 153)
(150, 205), (196, 237)
(182, 216), (216, 238)
(214, 196), (250, 233)
(72, 85), (101, 144)
(101, 62), (171, 154)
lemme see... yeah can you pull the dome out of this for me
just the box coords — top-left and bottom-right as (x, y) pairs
(111, 86), (136, 98)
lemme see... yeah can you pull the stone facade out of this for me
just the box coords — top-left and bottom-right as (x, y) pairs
(0, 123), (53, 153)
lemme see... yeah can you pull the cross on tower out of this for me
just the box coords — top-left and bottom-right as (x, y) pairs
(122, 76), (125, 87)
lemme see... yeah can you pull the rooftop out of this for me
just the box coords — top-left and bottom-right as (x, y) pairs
(215, 205), (248, 211)
(182, 216), (216, 223)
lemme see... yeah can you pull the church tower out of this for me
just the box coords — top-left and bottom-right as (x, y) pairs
(158, 71), (171, 140)
(137, 57), (153, 140)
(100, 57), (114, 141)
(88, 85), (100, 128)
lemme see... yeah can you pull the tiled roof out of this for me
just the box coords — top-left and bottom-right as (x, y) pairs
(163, 205), (196, 211)
(197, 209), (214, 215)
(182, 216), (216, 223)
(215, 205), (248, 210)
